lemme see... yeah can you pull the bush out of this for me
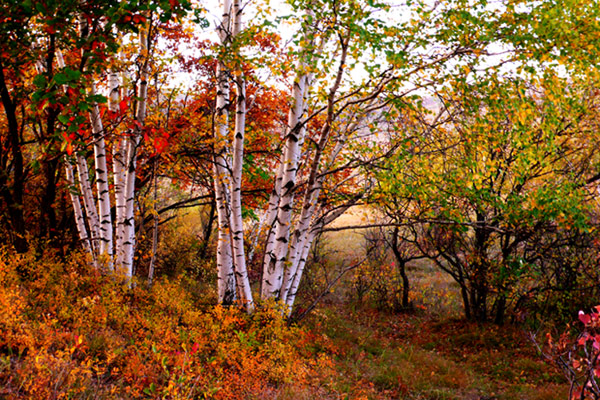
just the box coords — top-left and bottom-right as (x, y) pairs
(542, 306), (600, 400)
(0, 247), (334, 399)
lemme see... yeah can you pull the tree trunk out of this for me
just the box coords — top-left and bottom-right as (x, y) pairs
(284, 229), (315, 309)
(460, 282), (471, 320)
(197, 198), (215, 260)
(0, 60), (28, 253)
(213, 0), (236, 304)
(390, 228), (411, 310)
(281, 127), (347, 303)
(111, 69), (128, 269)
(494, 294), (506, 325)
(76, 154), (101, 254)
(117, 25), (149, 280)
(229, 0), (253, 310)
(148, 161), (158, 286)
(40, 152), (59, 242)
(64, 158), (94, 258)
(89, 85), (114, 266)
(261, 71), (309, 300)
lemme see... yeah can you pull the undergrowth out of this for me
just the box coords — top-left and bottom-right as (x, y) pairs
(0, 245), (570, 399)
(0, 247), (335, 399)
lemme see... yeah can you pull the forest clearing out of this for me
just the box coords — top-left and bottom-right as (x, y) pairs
(1, 0), (600, 398)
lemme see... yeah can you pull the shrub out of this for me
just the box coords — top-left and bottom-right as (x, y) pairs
(542, 306), (600, 399)
(0, 247), (334, 399)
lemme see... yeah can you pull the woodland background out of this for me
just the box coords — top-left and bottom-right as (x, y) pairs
(1, 0), (600, 398)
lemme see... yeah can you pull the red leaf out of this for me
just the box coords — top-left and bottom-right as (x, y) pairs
(119, 100), (127, 115)
(579, 311), (592, 325)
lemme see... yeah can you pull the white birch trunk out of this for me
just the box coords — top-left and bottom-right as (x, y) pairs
(261, 72), (309, 299)
(76, 154), (101, 254)
(89, 85), (114, 266)
(285, 196), (358, 309)
(64, 158), (94, 259)
(277, 35), (349, 302)
(280, 186), (319, 302)
(56, 51), (96, 260)
(118, 25), (149, 279)
(260, 75), (311, 278)
(260, 156), (285, 267)
(230, 0), (254, 310)
(109, 70), (128, 268)
(280, 143), (345, 303)
(284, 229), (316, 309)
(213, 0), (236, 304)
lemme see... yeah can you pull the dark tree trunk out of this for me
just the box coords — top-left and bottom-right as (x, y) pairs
(390, 228), (411, 310)
(468, 275), (488, 322)
(460, 282), (471, 320)
(197, 197), (216, 260)
(494, 294), (507, 325)
(40, 157), (59, 240)
(0, 60), (28, 254)
(399, 260), (410, 309)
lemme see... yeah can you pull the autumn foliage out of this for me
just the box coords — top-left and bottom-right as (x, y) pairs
(0, 247), (334, 399)
(544, 307), (600, 400)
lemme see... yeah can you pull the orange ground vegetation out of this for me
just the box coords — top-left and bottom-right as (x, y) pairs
(0, 248), (336, 399)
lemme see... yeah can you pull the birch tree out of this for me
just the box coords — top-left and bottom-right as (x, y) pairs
(208, 0), (500, 313)
(58, 11), (150, 276)
(55, 2), (190, 278)
(115, 24), (150, 279)
(259, 0), (396, 307)
(213, 0), (237, 304)
(205, 0), (402, 310)
(211, 0), (254, 308)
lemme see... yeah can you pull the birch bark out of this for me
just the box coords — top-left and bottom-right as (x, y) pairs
(213, 0), (236, 304)
(280, 137), (346, 303)
(117, 25), (149, 279)
(64, 158), (93, 258)
(260, 154), (284, 273)
(89, 85), (114, 265)
(76, 154), (101, 254)
(56, 50), (101, 260)
(261, 72), (309, 299)
(285, 196), (361, 309)
(230, 0), (254, 310)
(109, 69), (128, 268)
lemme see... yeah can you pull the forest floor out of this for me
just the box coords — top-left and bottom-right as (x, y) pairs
(299, 302), (567, 399)
(290, 208), (569, 400)
(0, 207), (570, 399)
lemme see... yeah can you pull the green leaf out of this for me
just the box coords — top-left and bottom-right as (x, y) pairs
(54, 73), (67, 85)
(64, 68), (81, 81)
(87, 94), (107, 104)
(33, 74), (46, 88)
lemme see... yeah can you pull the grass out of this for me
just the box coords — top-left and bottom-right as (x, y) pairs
(302, 305), (567, 399)
(293, 206), (569, 399)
